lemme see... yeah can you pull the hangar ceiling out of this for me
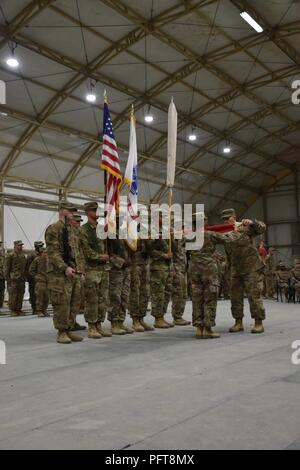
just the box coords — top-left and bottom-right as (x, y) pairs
(0, 0), (299, 217)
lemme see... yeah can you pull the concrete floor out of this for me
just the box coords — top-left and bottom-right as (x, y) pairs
(0, 299), (299, 450)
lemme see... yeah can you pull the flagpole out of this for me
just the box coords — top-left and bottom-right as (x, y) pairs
(167, 96), (177, 256)
(168, 187), (173, 255)
(103, 90), (108, 253)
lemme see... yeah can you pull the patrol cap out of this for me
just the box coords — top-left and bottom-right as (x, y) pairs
(34, 241), (44, 248)
(59, 200), (77, 211)
(73, 214), (83, 222)
(14, 240), (24, 246)
(84, 201), (98, 212)
(220, 208), (236, 220)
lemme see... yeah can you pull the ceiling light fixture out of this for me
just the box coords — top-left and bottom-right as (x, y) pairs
(188, 127), (197, 142)
(144, 105), (154, 123)
(240, 11), (263, 33)
(86, 93), (96, 102)
(86, 80), (97, 103)
(6, 43), (19, 68)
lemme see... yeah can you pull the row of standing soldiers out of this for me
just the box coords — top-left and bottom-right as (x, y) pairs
(0, 240), (48, 316)
(0, 204), (268, 343)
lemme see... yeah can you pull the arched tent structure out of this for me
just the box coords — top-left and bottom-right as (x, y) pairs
(0, 0), (299, 259)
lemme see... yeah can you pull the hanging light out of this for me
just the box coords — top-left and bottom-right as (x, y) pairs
(86, 80), (96, 102)
(86, 93), (96, 102)
(223, 145), (231, 154)
(144, 105), (154, 123)
(6, 44), (19, 68)
(188, 128), (197, 142)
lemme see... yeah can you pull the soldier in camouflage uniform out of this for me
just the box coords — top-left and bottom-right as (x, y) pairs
(265, 247), (276, 299)
(45, 201), (85, 344)
(129, 238), (153, 332)
(80, 202), (111, 339)
(28, 247), (49, 317)
(149, 231), (174, 329)
(0, 242), (5, 308)
(221, 208), (266, 334)
(164, 236), (190, 326)
(6, 240), (26, 316)
(189, 215), (242, 339)
(69, 214), (86, 332)
(275, 262), (290, 301)
(290, 259), (300, 298)
(108, 221), (133, 335)
(25, 241), (44, 314)
(222, 260), (231, 300)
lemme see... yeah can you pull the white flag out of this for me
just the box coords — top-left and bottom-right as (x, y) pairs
(124, 110), (138, 251)
(166, 97), (177, 188)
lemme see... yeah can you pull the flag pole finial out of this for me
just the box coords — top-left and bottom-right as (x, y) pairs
(104, 89), (108, 104)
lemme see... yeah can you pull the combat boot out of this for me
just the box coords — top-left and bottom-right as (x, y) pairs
(202, 326), (220, 339)
(67, 331), (84, 342)
(174, 318), (191, 326)
(11, 311), (19, 317)
(111, 321), (126, 335)
(229, 320), (244, 333)
(97, 323), (112, 337)
(71, 322), (86, 331)
(140, 319), (154, 331)
(251, 320), (264, 334)
(132, 318), (145, 332)
(154, 317), (170, 329)
(57, 331), (71, 344)
(164, 319), (174, 328)
(16, 309), (26, 316)
(119, 322), (134, 334)
(195, 326), (203, 338)
(88, 323), (102, 339)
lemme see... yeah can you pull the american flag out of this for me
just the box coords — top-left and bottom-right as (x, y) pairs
(101, 102), (122, 224)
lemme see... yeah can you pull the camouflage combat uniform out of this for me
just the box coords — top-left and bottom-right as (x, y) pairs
(149, 238), (173, 319)
(265, 253), (276, 298)
(26, 251), (38, 314)
(276, 267), (290, 300)
(290, 265), (300, 297)
(6, 250), (26, 314)
(164, 238), (187, 320)
(80, 222), (110, 325)
(108, 238), (131, 322)
(129, 239), (150, 320)
(226, 220), (266, 321)
(189, 231), (238, 328)
(0, 249), (5, 308)
(45, 220), (85, 332)
(28, 254), (49, 316)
